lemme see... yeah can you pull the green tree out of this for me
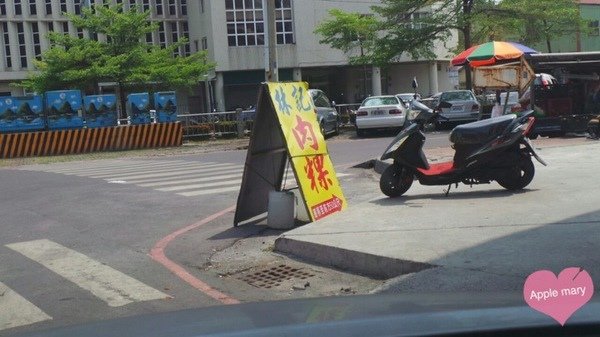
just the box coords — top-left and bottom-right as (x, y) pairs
(21, 2), (214, 94)
(316, 0), (586, 89)
(498, 0), (585, 53)
(314, 9), (378, 97)
(315, 0), (488, 88)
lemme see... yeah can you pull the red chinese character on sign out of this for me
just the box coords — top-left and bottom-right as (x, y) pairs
(292, 115), (319, 151)
(304, 154), (333, 193)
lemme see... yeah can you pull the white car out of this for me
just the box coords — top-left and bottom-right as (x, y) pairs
(355, 95), (407, 137)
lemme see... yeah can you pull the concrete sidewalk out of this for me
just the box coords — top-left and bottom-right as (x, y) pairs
(275, 141), (600, 292)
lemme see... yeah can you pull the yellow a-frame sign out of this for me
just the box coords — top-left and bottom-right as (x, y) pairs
(234, 82), (347, 226)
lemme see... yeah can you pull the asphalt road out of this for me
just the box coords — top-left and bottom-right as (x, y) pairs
(0, 131), (452, 336)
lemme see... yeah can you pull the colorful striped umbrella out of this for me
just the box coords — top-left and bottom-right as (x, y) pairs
(451, 41), (538, 67)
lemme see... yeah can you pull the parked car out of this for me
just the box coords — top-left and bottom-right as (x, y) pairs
(355, 95), (407, 137)
(308, 89), (339, 136)
(432, 90), (480, 125)
(396, 93), (421, 108)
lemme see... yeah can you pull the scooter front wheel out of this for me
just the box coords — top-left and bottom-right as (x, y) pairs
(380, 165), (414, 197)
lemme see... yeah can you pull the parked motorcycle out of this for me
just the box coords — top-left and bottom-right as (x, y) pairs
(379, 100), (547, 197)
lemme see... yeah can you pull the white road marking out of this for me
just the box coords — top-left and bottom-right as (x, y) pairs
(125, 169), (243, 184)
(0, 282), (52, 331)
(178, 186), (241, 196)
(6, 239), (169, 307)
(85, 162), (231, 178)
(35, 160), (192, 174)
(92, 165), (239, 180)
(138, 173), (243, 187)
(157, 179), (243, 192)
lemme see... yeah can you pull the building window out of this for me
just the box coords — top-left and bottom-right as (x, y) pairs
(32, 22), (41, 58)
(45, 0), (52, 15)
(60, 0), (67, 13)
(201, 37), (207, 50)
(47, 22), (54, 32)
(182, 21), (190, 55)
(1, 22), (11, 68)
(17, 22), (27, 68)
(275, 0), (294, 44)
(129, 0), (136, 10)
(156, 0), (163, 15)
(14, 0), (22, 15)
(181, 0), (186, 15)
(142, 0), (149, 12)
(168, 0), (175, 15)
(589, 20), (599, 36)
(77, 27), (84, 38)
(200, 0), (203, 13)
(29, 0), (36, 15)
(62, 21), (69, 34)
(225, 0), (264, 47)
(158, 22), (166, 47)
(225, 0), (294, 47)
(412, 12), (429, 30)
(0, 0), (5, 16)
(145, 32), (152, 44)
(74, 1), (81, 15)
(171, 22), (179, 56)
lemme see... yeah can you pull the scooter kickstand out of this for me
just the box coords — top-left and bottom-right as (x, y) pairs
(444, 184), (452, 197)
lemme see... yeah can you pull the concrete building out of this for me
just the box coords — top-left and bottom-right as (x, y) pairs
(0, 0), (190, 96)
(0, 0), (458, 113)
(188, 0), (458, 112)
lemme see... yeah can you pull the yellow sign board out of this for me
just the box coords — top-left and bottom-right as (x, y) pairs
(267, 82), (347, 221)
(234, 82), (347, 225)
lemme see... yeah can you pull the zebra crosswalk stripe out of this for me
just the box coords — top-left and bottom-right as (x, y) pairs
(91, 164), (238, 180)
(0, 282), (52, 331)
(6, 239), (169, 307)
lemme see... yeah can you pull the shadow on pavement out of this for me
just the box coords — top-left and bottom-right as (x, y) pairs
(369, 188), (538, 205)
(376, 208), (600, 294)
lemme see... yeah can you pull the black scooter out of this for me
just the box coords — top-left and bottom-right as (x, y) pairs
(379, 100), (547, 197)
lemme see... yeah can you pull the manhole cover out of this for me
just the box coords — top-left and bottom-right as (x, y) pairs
(239, 264), (315, 289)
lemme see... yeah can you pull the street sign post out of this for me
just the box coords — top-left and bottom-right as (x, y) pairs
(234, 82), (347, 226)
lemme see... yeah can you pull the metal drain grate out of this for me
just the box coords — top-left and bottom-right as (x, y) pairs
(239, 264), (315, 289)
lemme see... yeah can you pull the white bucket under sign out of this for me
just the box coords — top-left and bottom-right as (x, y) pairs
(267, 191), (295, 229)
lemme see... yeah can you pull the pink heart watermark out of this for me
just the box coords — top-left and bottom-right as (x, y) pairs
(523, 267), (594, 325)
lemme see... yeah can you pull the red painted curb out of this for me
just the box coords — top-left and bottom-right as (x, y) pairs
(150, 205), (240, 305)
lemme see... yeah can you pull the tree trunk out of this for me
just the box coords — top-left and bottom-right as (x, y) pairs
(543, 20), (552, 53)
(463, 27), (472, 90)
(463, 0), (474, 90)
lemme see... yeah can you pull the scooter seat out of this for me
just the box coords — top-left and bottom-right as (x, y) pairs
(450, 114), (516, 145)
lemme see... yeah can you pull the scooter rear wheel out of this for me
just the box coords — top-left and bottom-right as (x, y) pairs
(380, 165), (414, 197)
(497, 156), (535, 190)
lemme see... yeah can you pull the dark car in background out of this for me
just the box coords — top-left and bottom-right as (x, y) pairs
(309, 89), (339, 136)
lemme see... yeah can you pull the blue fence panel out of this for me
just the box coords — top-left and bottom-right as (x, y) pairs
(0, 95), (45, 133)
(84, 94), (118, 128)
(153, 91), (178, 123)
(127, 93), (151, 125)
(45, 90), (84, 130)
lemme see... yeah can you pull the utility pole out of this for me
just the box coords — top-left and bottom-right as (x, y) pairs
(264, 0), (278, 82)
